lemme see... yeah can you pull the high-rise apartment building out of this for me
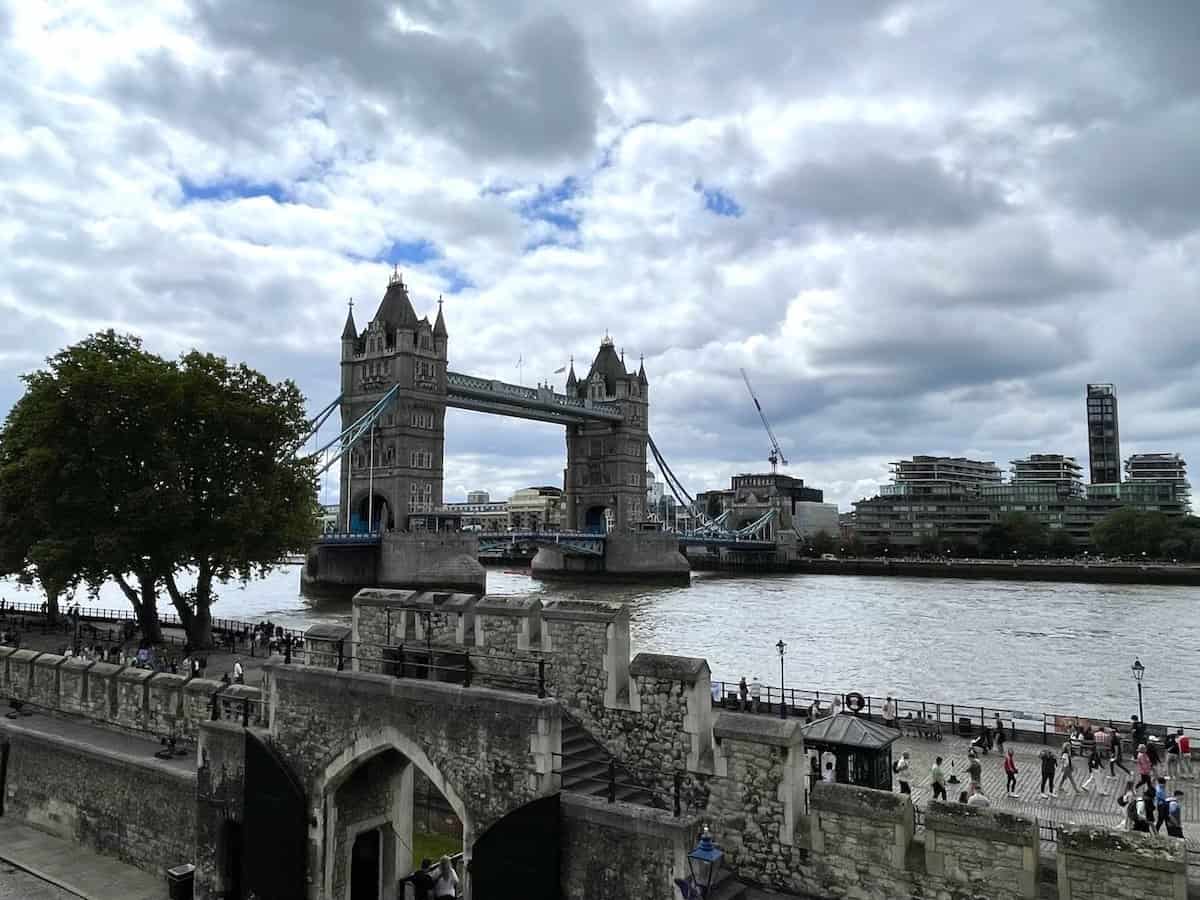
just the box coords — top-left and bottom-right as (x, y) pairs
(1125, 452), (1190, 512)
(1010, 454), (1084, 497)
(1086, 384), (1121, 484)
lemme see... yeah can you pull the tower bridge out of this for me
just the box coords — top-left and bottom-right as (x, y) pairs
(302, 270), (690, 596)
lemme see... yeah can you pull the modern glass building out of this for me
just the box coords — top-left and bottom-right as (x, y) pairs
(1086, 384), (1121, 484)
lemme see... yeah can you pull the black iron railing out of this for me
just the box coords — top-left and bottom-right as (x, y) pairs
(286, 640), (549, 697)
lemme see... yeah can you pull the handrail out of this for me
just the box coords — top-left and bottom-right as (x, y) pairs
(0, 601), (306, 644)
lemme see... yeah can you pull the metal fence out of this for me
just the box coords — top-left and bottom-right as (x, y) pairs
(711, 680), (1200, 747)
(285, 640), (550, 697)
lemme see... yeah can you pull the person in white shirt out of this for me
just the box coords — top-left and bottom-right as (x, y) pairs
(967, 785), (991, 807)
(233, 658), (244, 684)
(433, 856), (459, 899)
(882, 696), (898, 728)
(894, 751), (911, 794)
(749, 676), (763, 714)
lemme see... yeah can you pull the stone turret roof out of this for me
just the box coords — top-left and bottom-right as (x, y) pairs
(638, 357), (647, 385)
(372, 270), (419, 330)
(433, 297), (447, 338)
(579, 337), (628, 396)
(565, 360), (577, 389)
(341, 306), (358, 340)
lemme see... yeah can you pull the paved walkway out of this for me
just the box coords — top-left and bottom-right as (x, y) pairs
(0, 821), (163, 900)
(0, 711), (194, 776)
(881, 731), (1200, 846)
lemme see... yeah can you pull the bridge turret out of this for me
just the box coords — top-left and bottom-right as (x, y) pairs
(433, 296), (448, 358)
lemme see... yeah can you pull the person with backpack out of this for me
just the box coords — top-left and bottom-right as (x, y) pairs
(1154, 776), (1170, 833)
(1165, 731), (1181, 779)
(1166, 790), (1184, 838)
(1081, 744), (1103, 791)
(1039, 747), (1058, 798)
(894, 750), (911, 794)
(1003, 748), (1019, 796)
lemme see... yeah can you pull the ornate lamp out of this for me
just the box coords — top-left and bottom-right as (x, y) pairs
(686, 826), (723, 897)
(1132, 658), (1145, 722)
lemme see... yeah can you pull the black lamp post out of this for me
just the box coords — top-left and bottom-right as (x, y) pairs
(685, 825), (724, 898)
(1132, 658), (1145, 722)
(776, 639), (787, 719)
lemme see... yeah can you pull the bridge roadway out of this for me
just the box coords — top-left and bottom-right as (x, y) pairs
(317, 529), (778, 553)
(445, 371), (624, 425)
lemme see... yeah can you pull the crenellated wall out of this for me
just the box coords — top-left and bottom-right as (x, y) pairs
(0, 646), (262, 741)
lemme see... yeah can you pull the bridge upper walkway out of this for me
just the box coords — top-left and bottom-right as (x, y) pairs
(445, 371), (624, 425)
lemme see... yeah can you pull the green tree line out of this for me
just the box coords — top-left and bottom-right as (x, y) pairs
(0, 332), (318, 647)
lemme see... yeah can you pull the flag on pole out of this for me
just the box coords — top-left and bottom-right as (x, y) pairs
(515, 355), (523, 368)
(553, 366), (566, 374)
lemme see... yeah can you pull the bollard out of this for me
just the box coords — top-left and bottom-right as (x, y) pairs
(284, 640), (291, 665)
(337, 642), (344, 672)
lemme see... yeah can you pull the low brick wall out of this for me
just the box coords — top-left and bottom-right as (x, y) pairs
(0, 721), (196, 875)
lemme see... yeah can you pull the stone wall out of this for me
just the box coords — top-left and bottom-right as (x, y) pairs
(925, 801), (1039, 899)
(0, 720), (196, 875)
(1057, 825), (1187, 900)
(195, 720), (247, 900)
(560, 792), (696, 900)
(0, 646), (261, 741)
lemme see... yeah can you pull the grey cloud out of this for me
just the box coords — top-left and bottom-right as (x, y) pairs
(1048, 108), (1200, 237)
(189, 1), (602, 161)
(760, 155), (1007, 232)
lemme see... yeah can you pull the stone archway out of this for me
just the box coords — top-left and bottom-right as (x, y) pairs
(355, 493), (394, 533)
(319, 727), (473, 900)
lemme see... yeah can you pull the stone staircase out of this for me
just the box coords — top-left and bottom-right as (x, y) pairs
(560, 718), (656, 807)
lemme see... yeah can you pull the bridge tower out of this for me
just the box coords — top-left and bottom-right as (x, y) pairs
(338, 268), (448, 532)
(562, 336), (649, 532)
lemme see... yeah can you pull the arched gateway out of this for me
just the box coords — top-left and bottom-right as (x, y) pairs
(197, 657), (562, 900)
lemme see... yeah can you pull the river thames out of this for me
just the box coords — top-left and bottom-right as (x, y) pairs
(9, 568), (1200, 724)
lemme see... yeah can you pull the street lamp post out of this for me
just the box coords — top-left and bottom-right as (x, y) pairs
(685, 825), (724, 898)
(1132, 658), (1145, 723)
(776, 639), (787, 720)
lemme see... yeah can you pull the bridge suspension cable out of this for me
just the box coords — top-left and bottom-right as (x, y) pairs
(308, 385), (401, 477)
(647, 434), (718, 531)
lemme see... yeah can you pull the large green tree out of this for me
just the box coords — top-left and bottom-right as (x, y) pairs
(1091, 508), (1187, 559)
(980, 512), (1050, 558)
(0, 332), (317, 648)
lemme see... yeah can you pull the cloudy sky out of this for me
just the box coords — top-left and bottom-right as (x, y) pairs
(2, 1), (1198, 511)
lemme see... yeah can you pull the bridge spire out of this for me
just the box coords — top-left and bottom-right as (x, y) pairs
(341, 298), (357, 340)
(638, 354), (647, 385)
(565, 356), (577, 390)
(433, 294), (447, 338)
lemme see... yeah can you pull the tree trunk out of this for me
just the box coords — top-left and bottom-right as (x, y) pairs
(164, 570), (214, 649)
(113, 572), (163, 643)
(42, 584), (60, 624)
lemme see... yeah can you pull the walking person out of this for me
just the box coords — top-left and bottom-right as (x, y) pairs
(1059, 742), (1082, 794)
(749, 675), (763, 714)
(1081, 744), (1103, 791)
(1154, 776), (1170, 833)
(233, 657), (244, 685)
(1165, 730), (1181, 779)
(894, 750), (912, 794)
(1003, 748), (1019, 797)
(1110, 729), (1131, 779)
(1039, 747), (1058, 798)
(738, 676), (748, 712)
(1179, 730), (1193, 778)
(931, 756), (948, 801)
(1117, 779), (1136, 830)
(993, 713), (1006, 752)
(406, 858), (435, 900)
(967, 751), (982, 790)
(882, 695), (898, 729)
(822, 761), (836, 784)
(1136, 744), (1153, 789)
(432, 856), (459, 900)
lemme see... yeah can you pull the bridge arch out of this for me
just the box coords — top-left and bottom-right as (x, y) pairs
(319, 727), (472, 900)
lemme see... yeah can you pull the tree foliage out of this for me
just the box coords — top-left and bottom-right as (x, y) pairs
(0, 332), (317, 647)
(1091, 509), (1200, 560)
(979, 512), (1050, 558)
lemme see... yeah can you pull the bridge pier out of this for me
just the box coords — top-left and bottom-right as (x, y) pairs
(531, 532), (690, 584)
(302, 532), (486, 601)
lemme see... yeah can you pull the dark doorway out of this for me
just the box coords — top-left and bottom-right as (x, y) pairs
(584, 506), (608, 534)
(471, 795), (560, 900)
(355, 495), (392, 533)
(243, 732), (307, 900)
(218, 819), (244, 899)
(351, 828), (381, 900)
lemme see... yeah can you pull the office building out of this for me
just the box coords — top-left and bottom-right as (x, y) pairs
(507, 486), (565, 531)
(1086, 384), (1121, 484)
(440, 495), (509, 531)
(466, 490), (491, 504)
(881, 456), (1002, 497)
(696, 473), (831, 540)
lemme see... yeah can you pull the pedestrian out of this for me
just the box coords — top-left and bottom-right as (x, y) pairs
(822, 761), (836, 784)
(931, 756), (948, 801)
(710, 680), (722, 706)
(1110, 728), (1131, 778)
(967, 784), (990, 807)
(1147, 735), (1162, 776)
(749, 675), (763, 714)
(882, 695), (897, 728)
(967, 751), (982, 789)
(1058, 742), (1082, 794)
(894, 751), (911, 794)
(1039, 748), (1058, 798)
(993, 712), (1006, 752)
(1081, 744), (1103, 791)
(1118, 779), (1136, 829)
(1154, 776), (1170, 833)
(432, 856), (459, 900)
(738, 676), (748, 712)
(1167, 790), (1184, 838)
(406, 858), (435, 900)
(1136, 743), (1153, 788)
(1131, 716), (1147, 750)
(957, 790), (970, 804)
(1003, 748), (1019, 796)
(1133, 789), (1153, 832)
(1165, 730), (1181, 779)
(1179, 730), (1193, 777)
(233, 657), (244, 685)
(810, 754), (820, 790)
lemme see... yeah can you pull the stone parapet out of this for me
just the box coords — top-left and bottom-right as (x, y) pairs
(925, 801), (1039, 899)
(1056, 825), (1187, 900)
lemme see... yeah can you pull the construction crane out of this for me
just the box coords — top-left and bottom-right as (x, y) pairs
(740, 368), (789, 474)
